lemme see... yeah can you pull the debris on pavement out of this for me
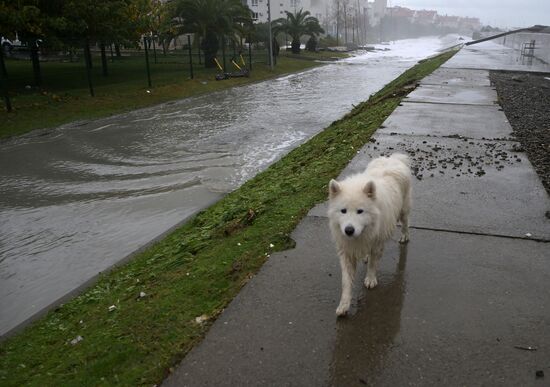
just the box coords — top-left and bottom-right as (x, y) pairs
(513, 345), (537, 351)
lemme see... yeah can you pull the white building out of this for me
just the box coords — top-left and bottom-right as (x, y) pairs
(245, 0), (384, 45)
(245, 0), (325, 24)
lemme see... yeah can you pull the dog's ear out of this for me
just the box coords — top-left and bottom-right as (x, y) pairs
(329, 179), (341, 198)
(364, 181), (376, 198)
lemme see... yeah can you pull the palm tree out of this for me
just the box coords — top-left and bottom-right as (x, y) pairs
(272, 9), (324, 54)
(172, 0), (252, 68)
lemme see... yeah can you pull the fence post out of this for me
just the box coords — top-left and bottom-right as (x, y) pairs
(0, 47), (7, 78)
(187, 35), (194, 79)
(222, 35), (226, 71)
(248, 34), (252, 71)
(0, 49), (12, 112)
(198, 37), (202, 65)
(110, 44), (114, 62)
(100, 41), (108, 76)
(84, 39), (95, 97)
(143, 36), (152, 88)
(30, 40), (42, 87)
(152, 35), (157, 64)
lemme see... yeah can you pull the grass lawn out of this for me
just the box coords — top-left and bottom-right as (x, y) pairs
(0, 50), (456, 386)
(280, 49), (350, 61)
(1, 50), (330, 140)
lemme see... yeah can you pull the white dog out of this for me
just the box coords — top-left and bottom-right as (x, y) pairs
(328, 153), (412, 316)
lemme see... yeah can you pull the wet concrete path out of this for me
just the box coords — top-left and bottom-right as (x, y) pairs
(164, 41), (550, 385)
(0, 37), (458, 337)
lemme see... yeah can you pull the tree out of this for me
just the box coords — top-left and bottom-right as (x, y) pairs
(272, 9), (324, 54)
(0, 0), (68, 86)
(62, 0), (154, 75)
(305, 35), (317, 51)
(172, 0), (253, 68)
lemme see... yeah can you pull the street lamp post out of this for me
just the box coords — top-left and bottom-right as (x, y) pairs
(267, 0), (273, 70)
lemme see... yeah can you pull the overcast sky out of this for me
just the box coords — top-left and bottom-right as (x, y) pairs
(391, 0), (550, 28)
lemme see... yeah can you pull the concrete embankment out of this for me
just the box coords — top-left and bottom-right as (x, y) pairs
(495, 26), (550, 64)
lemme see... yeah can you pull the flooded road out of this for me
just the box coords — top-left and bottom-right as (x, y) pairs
(0, 36), (461, 336)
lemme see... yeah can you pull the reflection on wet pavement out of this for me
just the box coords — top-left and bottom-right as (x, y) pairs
(331, 243), (408, 386)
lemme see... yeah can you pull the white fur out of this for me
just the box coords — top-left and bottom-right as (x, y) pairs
(328, 153), (412, 316)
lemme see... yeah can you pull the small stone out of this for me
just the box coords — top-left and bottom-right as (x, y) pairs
(108, 305), (116, 312)
(139, 291), (146, 298)
(536, 370), (544, 379)
(195, 315), (208, 324)
(70, 335), (83, 345)
(525, 233), (532, 238)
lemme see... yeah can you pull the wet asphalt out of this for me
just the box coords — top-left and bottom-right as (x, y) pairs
(163, 41), (550, 385)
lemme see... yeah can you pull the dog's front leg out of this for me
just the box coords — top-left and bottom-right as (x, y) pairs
(365, 245), (383, 289)
(336, 253), (356, 317)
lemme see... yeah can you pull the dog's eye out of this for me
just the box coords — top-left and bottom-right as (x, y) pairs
(341, 209), (347, 214)
(357, 209), (364, 214)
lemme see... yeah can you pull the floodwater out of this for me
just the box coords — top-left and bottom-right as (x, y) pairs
(0, 35), (463, 336)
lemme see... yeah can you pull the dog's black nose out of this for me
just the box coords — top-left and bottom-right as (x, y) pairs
(345, 226), (355, 236)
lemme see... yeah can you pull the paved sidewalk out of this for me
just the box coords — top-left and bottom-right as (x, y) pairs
(164, 42), (550, 386)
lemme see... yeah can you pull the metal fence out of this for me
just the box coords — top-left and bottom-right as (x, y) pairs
(0, 37), (271, 112)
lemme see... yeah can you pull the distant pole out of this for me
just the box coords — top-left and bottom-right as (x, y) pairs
(110, 43), (114, 62)
(0, 46), (7, 78)
(0, 48), (11, 112)
(198, 37), (202, 64)
(1, 79), (12, 113)
(267, 0), (273, 69)
(248, 34), (253, 71)
(187, 35), (194, 79)
(143, 36), (152, 88)
(30, 40), (42, 87)
(222, 35), (226, 71)
(355, 4), (361, 45)
(336, 1), (340, 46)
(100, 41), (108, 76)
(152, 34), (157, 64)
(365, 12), (368, 43)
(343, 2), (347, 45)
(84, 39), (94, 97)
(351, 15), (355, 44)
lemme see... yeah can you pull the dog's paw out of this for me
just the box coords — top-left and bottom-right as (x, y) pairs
(364, 276), (378, 289)
(336, 303), (350, 317)
(399, 234), (409, 244)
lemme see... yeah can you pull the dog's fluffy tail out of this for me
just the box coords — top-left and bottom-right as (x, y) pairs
(390, 153), (410, 167)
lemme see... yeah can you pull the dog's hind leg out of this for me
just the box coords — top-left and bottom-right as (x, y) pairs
(399, 197), (411, 244)
(364, 245), (383, 289)
(336, 253), (356, 317)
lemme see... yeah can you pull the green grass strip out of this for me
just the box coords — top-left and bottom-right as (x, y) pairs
(0, 49), (456, 386)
